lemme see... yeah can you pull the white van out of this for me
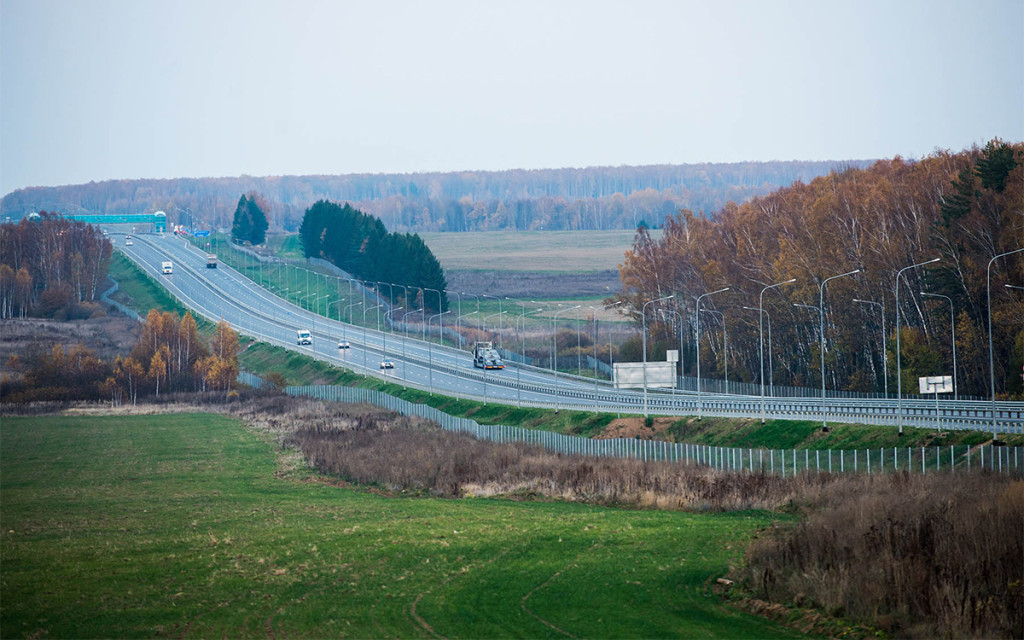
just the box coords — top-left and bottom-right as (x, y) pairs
(161, 261), (173, 274)
(296, 330), (312, 345)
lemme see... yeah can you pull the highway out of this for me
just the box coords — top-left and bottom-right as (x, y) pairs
(114, 231), (1024, 433)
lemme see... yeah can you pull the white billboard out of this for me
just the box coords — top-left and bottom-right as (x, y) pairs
(614, 362), (676, 389)
(919, 375), (953, 394)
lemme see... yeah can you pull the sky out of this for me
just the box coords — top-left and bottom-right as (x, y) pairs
(1, 0), (1022, 196)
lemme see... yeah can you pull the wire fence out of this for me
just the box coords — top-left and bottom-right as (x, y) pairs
(273, 381), (1021, 477)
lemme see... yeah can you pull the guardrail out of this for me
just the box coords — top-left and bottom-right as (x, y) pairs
(128, 238), (1023, 434)
(278, 383), (1021, 476)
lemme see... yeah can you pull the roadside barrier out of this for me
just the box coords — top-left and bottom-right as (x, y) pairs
(277, 382), (1021, 476)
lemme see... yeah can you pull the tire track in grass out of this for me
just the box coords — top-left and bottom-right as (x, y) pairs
(407, 545), (517, 639)
(519, 542), (602, 639)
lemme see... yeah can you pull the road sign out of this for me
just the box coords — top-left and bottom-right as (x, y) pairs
(194, 230), (211, 237)
(919, 375), (953, 394)
(613, 362), (676, 389)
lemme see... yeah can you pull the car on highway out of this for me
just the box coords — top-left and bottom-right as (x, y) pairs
(296, 329), (312, 345)
(337, 340), (350, 349)
(379, 359), (395, 369)
(125, 239), (133, 246)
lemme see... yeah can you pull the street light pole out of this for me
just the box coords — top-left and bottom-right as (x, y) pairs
(758, 279), (795, 422)
(921, 292), (957, 400)
(515, 307), (545, 408)
(699, 308), (727, 394)
(382, 307), (403, 370)
(987, 247), (1024, 440)
(588, 301), (623, 395)
(896, 258), (941, 434)
(852, 298), (887, 398)
(552, 305), (581, 413)
(447, 290), (463, 349)
(818, 269), (861, 431)
(695, 288), (729, 420)
(361, 304), (382, 370)
(640, 295), (676, 418)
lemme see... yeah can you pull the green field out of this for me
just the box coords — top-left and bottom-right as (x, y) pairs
(420, 230), (661, 272)
(0, 413), (800, 638)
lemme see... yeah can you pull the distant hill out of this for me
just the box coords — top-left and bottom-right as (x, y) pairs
(0, 160), (872, 232)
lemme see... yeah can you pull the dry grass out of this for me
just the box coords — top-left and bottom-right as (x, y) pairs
(737, 473), (1023, 638)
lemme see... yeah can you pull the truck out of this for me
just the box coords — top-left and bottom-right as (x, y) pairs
(206, 254), (218, 268)
(473, 341), (504, 369)
(296, 330), (312, 345)
(161, 261), (173, 274)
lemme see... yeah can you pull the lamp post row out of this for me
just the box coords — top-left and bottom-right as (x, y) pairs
(245, 248), (1020, 428)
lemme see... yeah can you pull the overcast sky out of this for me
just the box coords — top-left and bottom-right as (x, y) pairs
(1, 0), (1021, 196)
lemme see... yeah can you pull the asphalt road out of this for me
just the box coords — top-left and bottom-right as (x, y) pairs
(113, 231), (1024, 433)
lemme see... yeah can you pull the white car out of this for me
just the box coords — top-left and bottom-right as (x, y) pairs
(337, 340), (350, 349)
(125, 239), (133, 246)
(379, 359), (395, 369)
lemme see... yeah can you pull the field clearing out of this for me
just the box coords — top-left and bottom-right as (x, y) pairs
(420, 229), (660, 272)
(0, 413), (797, 639)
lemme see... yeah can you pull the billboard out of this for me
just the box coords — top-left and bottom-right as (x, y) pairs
(919, 375), (953, 394)
(613, 362), (676, 389)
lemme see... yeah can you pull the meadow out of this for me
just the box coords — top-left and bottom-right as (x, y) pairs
(0, 412), (799, 639)
(419, 229), (660, 272)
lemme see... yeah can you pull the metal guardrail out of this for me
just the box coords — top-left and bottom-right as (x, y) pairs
(129, 237), (1023, 434)
(273, 382), (1022, 476)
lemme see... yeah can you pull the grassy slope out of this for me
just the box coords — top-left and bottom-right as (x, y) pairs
(0, 414), (797, 639)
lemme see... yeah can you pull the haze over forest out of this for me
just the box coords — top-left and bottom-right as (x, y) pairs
(0, 160), (871, 233)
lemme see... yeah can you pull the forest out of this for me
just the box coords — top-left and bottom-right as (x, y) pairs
(0, 214), (112, 319)
(298, 201), (448, 312)
(0, 160), (868, 234)
(616, 140), (1024, 399)
(1, 311), (241, 404)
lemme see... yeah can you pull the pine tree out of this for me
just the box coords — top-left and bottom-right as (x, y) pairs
(231, 195), (251, 243)
(974, 139), (1018, 193)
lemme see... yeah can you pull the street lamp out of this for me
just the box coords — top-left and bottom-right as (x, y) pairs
(485, 311), (506, 350)
(344, 300), (362, 341)
(483, 294), (503, 347)
(428, 311), (447, 395)
(516, 306), (545, 408)
(818, 268), (861, 431)
(447, 289), (463, 348)
(588, 301), (623, 395)
(987, 247), (1024, 440)
(758, 279), (796, 422)
(699, 308), (727, 394)
(424, 288), (444, 344)
(695, 289), (728, 420)
(896, 258), (940, 434)
(852, 298), (887, 398)
(921, 292), (957, 400)
(642, 295), (675, 417)
(742, 306), (775, 397)
(362, 304), (383, 370)
(552, 305), (581, 413)
(382, 307), (403, 370)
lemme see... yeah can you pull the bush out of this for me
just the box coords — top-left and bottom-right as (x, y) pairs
(736, 473), (1023, 637)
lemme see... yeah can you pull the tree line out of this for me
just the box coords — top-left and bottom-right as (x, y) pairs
(0, 213), (112, 319)
(2, 310), (241, 404)
(1, 160), (867, 234)
(299, 200), (448, 312)
(616, 140), (1024, 399)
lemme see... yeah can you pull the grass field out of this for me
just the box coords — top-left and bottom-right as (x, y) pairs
(0, 414), (799, 638)
(419, 230), (660, 272)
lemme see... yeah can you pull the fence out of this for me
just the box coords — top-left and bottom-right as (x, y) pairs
(277, 382), (1021, 476)
(100, 279), (141, 322)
